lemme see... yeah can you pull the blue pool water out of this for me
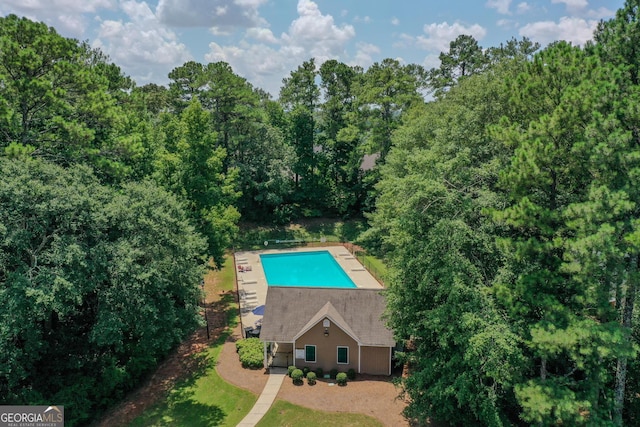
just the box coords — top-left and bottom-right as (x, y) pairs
(260, 251), (357, 288)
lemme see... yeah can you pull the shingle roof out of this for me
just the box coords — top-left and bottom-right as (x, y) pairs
(259, 287), (395, 347)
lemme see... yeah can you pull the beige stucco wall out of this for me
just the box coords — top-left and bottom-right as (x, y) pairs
(360, 346), (390, 375)
(294, 317), (358, 373)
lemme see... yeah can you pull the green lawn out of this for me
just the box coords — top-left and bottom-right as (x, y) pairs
(129, 340), (384, 427)
(128, 333), (257, 427)
(233, 218), (369, 250)
(257, 400), (384, 427)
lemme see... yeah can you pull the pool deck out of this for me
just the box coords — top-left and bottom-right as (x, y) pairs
(234, 246), (383, 336)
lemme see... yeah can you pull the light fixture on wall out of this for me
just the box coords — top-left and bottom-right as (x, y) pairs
(323, 319), (330, 337)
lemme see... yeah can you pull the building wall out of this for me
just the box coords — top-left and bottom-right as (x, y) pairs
(360, 346), (390, 375)
(294, 317), (358, 373)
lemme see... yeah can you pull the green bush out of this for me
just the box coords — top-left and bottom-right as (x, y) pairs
(347, 368), (356, 380)
(315, 367), (323, 378)
(288, 365), (297, 377)
(291, 369), (304, 385)
(236, 338), (263, 369)
(302, 366), (311, 377)
(336, 372), (348, 386)
(306, 371), (317, 385)
(330, 368), (339, 379)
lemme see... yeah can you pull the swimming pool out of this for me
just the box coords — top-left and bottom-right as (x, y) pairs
(260, 251), (357, 288)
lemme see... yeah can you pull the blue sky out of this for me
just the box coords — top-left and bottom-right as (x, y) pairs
(0, 0), (624, 97)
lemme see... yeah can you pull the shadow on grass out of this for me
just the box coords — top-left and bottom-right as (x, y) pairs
(132, 399), (226, 427)
(234, 225), (297, 250)
(169, 401), (225, 426)
(233, 218), (371, 251)
(338, 219), (368, 242)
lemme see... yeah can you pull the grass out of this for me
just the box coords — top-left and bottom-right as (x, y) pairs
(128, 332), (256, 427)
(257, 400), (384, 427)
(233, 218), (369, 251)
(129, 255), (255, 427)
(356, 253), (388, 283)
(214, 255), (237, 293)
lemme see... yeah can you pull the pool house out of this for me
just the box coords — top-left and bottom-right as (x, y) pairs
(234, 246), (395, 376)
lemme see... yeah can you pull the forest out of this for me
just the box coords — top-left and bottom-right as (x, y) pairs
(1, 1), (640, 425)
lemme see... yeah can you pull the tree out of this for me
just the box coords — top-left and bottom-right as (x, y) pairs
(595, 0), (640, 86)
(429, 34), (488, 96)
(199, 62), (261, 171)
(279, 58), (326, 211)
(370, 55), (526, 425)
(318, 60), (364, 215)
(168, 61), (205, 112)
(486, 37), (540, 64)
(154, 99), (240, 266)
(0, 158), (206, 426)
(492, 42), (639, 425)
(593, 2), (640, 422)
(0, 15), (139, 181)
(356, 58), (426, 162)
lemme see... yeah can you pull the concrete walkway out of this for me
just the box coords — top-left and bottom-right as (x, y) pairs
(237, 367), (287, 426)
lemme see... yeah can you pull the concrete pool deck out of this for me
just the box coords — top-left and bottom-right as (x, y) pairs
(234, 246), (383, 336)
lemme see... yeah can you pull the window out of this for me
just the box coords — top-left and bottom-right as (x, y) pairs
(305, 345), (316, 363)
(337, 346), (349, 364)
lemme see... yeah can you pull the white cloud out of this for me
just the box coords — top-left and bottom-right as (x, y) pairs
(392, 33), (414, 49)
(586, 7), (616, 19)
(350, 42), (381, 67)
(0, 0), (117, 37)
(281, 0), (355, 60)
(156, 0), (267, 28)
(486, 0), (512, 15)
(391, 17), (400, 26)
(1, 0), (116, 14)
(519, 16), (597, 46)
(497, 19), (517, 29)
(416, 21), (487, 53)
(203, 0), (356, 97)
(422, 53), (440, 70)
(246, 27), (278, 44)
(354, 15), (371, 23)
(516, 2), (531, 14)
(551, 0), (588, 12)
(94, 0), (192, 84)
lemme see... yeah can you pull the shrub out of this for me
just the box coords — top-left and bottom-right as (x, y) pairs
(236, 338), (263, 369)
(330, 368), (339, 379)
(306, 371), (317, 385)
(291, 369), (304, 385)
(347, 368), (356, 380)
(336, 372), (348, 386)
(315, 367), (323, 378)
(288, 365), (297, 377)
(302, 366), (311, 377)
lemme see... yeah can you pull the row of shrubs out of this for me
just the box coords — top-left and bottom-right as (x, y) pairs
(287, 366), (356, 385)
(235, 337), (263, 369)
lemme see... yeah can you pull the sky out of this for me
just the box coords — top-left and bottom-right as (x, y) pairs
(0, 0), (625, 97)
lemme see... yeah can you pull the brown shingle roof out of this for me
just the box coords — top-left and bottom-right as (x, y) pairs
(259, 287), (395, 347)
